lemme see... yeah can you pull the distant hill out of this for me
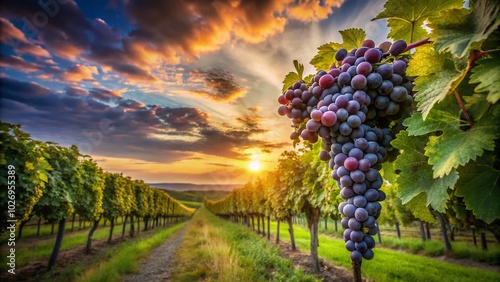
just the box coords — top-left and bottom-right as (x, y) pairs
(149, 183), (241, 192)
(162, 189), (231, 203)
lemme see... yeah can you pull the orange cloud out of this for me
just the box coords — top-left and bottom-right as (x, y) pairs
(60, 65), (99, 82)
(287, 0), (345, 22)
(0, 17), (51, 58)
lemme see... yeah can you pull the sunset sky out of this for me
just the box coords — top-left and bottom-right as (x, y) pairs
(0, 0), (389, 185)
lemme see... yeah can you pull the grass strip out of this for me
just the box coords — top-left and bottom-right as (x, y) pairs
(270, 221), (500, 282)
(74, 222), (185, 282)
(172, 207), (319, 282)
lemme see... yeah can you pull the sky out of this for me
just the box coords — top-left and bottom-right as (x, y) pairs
(0, 0), (389, 185)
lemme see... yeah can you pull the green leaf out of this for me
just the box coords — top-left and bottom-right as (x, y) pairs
(404, 193), (437, 223)
(293, 60), (304, 80)
(425, 105), (500, 178)
(339, 28), (366, 51)
(403, 110), (460, 136)
(392, 131), (458, 212)
(429, 0), (500, 58)
(455, 154), (500, 223)
(309, 42), (342, 72)
(303, 74), (315, 85)
(469, 51), (500, 103)
(281, 71), (300, 93)
(407, 45), (468, 119)
(373, 0), (463, 42)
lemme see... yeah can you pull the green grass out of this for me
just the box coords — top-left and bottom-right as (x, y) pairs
(180, 200), (203, 209)
(75, 222), (186, 282)
(302, 218), (500, 265)
(270, 221), (500, 282)
(0, 218), (147, 272)
(172, 207), (319, 282)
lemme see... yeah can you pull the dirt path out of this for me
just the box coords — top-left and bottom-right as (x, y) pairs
(122, 227), (187, 282)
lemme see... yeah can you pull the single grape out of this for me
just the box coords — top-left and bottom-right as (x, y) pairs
(353, 195), (367, 208)
(343, 204), (357, 218)
(335, 48), (348, 61)
(351, 74), (368, 90)
(350, 169), (366, 183)
(350, 230), (364, 243)
(364, 189), (379, 202)
(355, 241), (368, 252)
(351, 250), (363, 263)
(367, 73), (383, 89)
(378, 41), (392, 53)
(353, 182), (367, 194)
(363, 249), (375, 260)
(321, 111), (337, 127)
(376, 64), (393, 80)
(362, 39), (375, 48)
(348, 218), (362, 230)
(364, 48), (382, 64)
(344, 157), (359, 171)
(389, 40), (407, 56)
(319, 74), (335, 89)
(346, 240), (356, 251)
(355, 208), (369, 222)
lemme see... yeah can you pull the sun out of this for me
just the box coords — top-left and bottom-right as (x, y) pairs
(248, 160), (261, 172)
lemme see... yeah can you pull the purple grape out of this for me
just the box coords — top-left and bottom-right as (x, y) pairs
(353, 137), (367, 149)
(366, 141), (379, 153)
(348, 148), (364, 160)
(351, 250), (363, 262)
(341, 187), (355, 199)
(331, 143), (343, 154)
(362, 39), (375, 48)
(364, 235), (376, 248)
(339, 122), (353, 136)
(376, 64), (393, 79)
(338, 72), (351, 86)
(364, 48), (382, 64)
(353, 182), (367, 194)
(351, 74), (367, 90)
(355, 241), (368, 252)
(321, 111), (337, 127)
(343, 228), (352, 241)
(350, 127), (365, 139)
(353, 195), (367, 208)
(342, 142), (354, 154)
(343, 204), (356, 217)
(378, 190), (386, 201)
(319, 74), (335, 89)
(342, 55), (356, 66)
(390, 86), (408, 102)
(350, 170), (366, 183)
(346, 240), (356, 251)
(344, 157), (359, 171)
(390, 74), (403, 86)
(341, 216), (349, 228)
(366, 72), (383, 89)
(355, 208), (369, 222)
(356, 62), (373, 76)
(336, 48), (348, 61)
(334, 153), (348, 166)
(306, 119), (321, 132)
(393, 60), (407, 75)
(340, 175), (354, 188)
(363, 249), (375, 260)
(346, 100), (361, 114)
(375, 95), (390, 109)
(364, 189), (379, 201)
(378, 80), (394, 96)
(335, 95), (349, 108)
(350, 230), (364, 243)
(386, 101), (400, 115)
(319, 150), (330, 161)
(363, 216), (376, 229)
(389, 40), (407, 56)
(348, 218), (362, 230)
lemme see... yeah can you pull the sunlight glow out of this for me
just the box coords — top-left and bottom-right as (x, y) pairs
(249, 160), (261, 171)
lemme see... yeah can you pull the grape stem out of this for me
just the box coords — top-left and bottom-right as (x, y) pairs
(469, 49), (498, 65)
(405, 37), (431, 52)
(455, 90), (473, 127)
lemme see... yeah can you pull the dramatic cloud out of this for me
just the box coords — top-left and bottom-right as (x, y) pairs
(0, 54), (42, 72)
(191, 68), (246, 102)
(0, 17), (51, 58)
(60, 64), (98, 82)
(0, 77), (286, 163)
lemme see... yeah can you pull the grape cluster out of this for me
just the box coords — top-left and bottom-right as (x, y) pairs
(277, 39), (414, 263)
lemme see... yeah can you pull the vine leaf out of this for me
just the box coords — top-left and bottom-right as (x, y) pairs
(281, 72), (300, 93)
(339, 28), (366, 51)
(373, 0), (463, 42)
(407, 45), (467, 119)
(429, 0), (500, 58)
(470, 51), (500, 103)
(405, 193), (437, 223)
(392, 131), (458, 213)
(310, 42), (342, 72)
(455, 154), (500, 223)
(428, 107), (499, 178)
